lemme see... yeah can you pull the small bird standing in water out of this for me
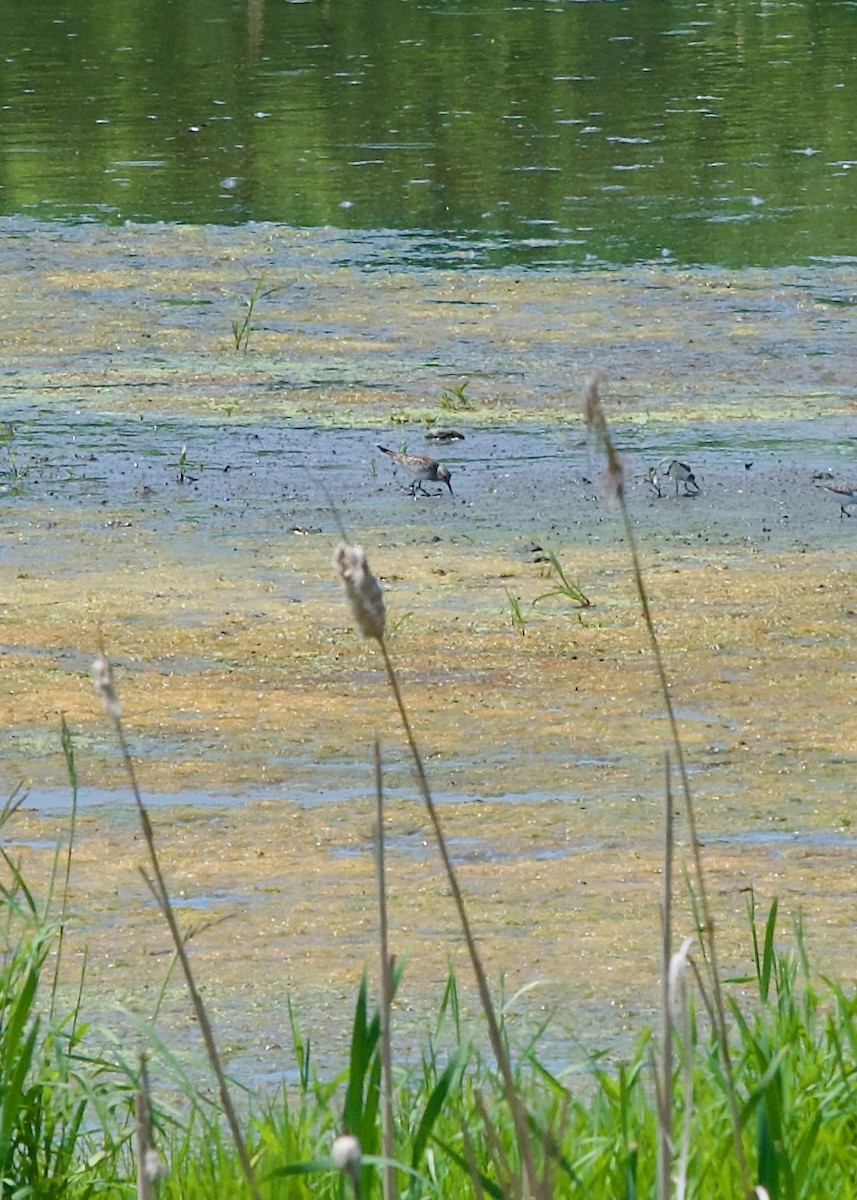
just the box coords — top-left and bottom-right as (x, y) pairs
(377, 445), (453, 497)
(646, 459), (700, 497)
(817, 480), (857, 517)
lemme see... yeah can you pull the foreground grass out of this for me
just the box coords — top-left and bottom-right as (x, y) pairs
(0, 845), (854, 1199)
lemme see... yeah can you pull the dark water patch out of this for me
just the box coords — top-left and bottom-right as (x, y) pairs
(332, 832), (603, 865)
(16, 786), (250, 816)
(169, 891), (235, 911)
(4, 411), (849, 584)
(704, 828), (857, 851)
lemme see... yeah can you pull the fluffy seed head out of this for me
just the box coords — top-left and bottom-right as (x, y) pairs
(583, 371), (625, 501)
(143, 1149), (167, 1182)
(91, 652), (121, 719)
(331, 1134), (361, 1173)
(667, 936), (695, 1016)
(334, 542), (386, 642)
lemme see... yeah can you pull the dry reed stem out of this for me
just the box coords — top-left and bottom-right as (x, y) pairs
(373, 739), (398, 1200)
(461, 1119), (488, 1200)
(583, 372), (750, 1195)
(332, 1135), (363, 1198)
(378, 637), (539, 1197)
(669, 937), (696, 1200)
(657, 750), (674, 1200)
(91, 653), (262, 1200)
(334, 540), (538, 1196)
(134, 1055), (164, 1200)
(473, 1088), (520, 1199)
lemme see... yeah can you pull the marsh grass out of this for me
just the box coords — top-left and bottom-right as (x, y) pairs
(439, 381), (474, 412)
(231, 270), (285, 352)
(531, 546), (592, 615)
(0, 799), (139, 1194)
(506, 590), (528, 635)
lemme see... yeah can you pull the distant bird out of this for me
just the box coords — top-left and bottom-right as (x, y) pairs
(817, 481), (857, 517)
(666, 460), (700, 496)
(646, 459), (700, 497)
(425, 429), (465, 443)
(377, 445), (453, 497)
(644, 466), (663, 496)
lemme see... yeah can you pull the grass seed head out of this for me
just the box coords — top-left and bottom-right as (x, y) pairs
(331, 1134), (361, 1173)
(583, 370), (625, 501)
(334, 542), (386, 642)
(143, 1148), (167, 1182)
(668, 935), (695, 1015)
(91, 652), (121, 719)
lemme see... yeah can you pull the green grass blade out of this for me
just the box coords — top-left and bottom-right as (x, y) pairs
(411, 1048), (464, 1169)
(432, 1136), (504, 1199)
(761, 898), (779, 1003)
(343, 971), (371, 1137)
(0, 1019), (39, 1172)
(756, 1103), (779, 1200)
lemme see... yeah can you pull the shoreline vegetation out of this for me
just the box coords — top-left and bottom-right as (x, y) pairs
(2, 378), (853, 1198)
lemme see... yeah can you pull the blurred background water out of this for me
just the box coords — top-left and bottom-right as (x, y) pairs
(1, 0), (855, 268)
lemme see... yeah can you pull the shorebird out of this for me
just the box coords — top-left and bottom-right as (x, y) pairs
(646, 459), (700, 497)
(377, 445), (453, 497)
(817, 480), (857, 517)
(425, 429), (465, 443)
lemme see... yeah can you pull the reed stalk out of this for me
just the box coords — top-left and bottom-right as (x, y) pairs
(373, 739), (397, 1200)
(378, 639), (538, 1195)
(583, 372), (750, 1194)
(91, 653), (262, 1200)
(656, 750), (674, 1200)
(335, 542), (539, 1197)
(134, 1054), (163, 1200)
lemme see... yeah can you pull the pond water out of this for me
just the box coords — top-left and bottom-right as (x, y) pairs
(2, 0), (857, 267)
